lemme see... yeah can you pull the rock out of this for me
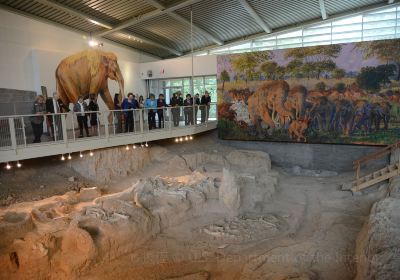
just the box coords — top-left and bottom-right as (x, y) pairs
(226, 150), (271, 172)
(68, 177), (76, 182)
(0, 211), (34, 250)
(355, 197), (400, 280)
(79, 187), (101, 202)
(165, 271), (210, 280)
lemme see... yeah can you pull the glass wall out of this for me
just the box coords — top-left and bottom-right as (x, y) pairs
(195, 5), (400, 56)
(149, 75), (217, 105)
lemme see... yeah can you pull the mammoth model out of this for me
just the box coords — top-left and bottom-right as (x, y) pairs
(55, 49), (124, 110)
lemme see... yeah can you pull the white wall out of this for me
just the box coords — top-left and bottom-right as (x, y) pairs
(0, 8), (158, 110)
(139, 55), (217, 79)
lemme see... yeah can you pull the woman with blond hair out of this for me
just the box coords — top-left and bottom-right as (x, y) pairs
(30, 95), (46, 143)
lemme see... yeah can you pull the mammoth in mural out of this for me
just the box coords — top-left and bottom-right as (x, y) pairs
(55, 49), (124, 110)
(248, 80), (294, 130)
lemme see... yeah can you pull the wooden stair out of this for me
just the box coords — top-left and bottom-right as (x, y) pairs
(351, 163), (400, 192)
(351, 141), (400, 193)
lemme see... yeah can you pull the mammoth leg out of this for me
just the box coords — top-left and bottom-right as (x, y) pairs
(261, 109), (276, 129)
(99, 87), (115, 111)
(59, 76), (80, 104)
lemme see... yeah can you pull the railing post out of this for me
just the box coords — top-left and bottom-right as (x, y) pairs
(21, 117), (26, 147)
(168, 107), (172, 131)
(356, 163), (360, 191)
(61, 114), (68, 147)
(104, 112), (109, 141)
(8, 118), (17, 151)
(139, 109), (144, 133)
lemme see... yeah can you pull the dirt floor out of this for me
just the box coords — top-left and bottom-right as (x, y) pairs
(0, 132), (387, 280)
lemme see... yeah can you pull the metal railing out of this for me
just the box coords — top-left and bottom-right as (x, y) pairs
(0, 104), (217, 154)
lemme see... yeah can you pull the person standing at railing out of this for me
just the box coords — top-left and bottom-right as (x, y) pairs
(73, 96), (90, 138)
(88, 94), (99, 136)
(200, 91), (211, 123)
(145, 94), (157, 130)
(46, 93), (66, 141)
(170, 92), (180, 127)
(30, 95), (46, 143)
(194, 93), (200, 124)
(157, 94), (166, 129)
(184, 94), (194, 126)
(121, 93), (138, 133)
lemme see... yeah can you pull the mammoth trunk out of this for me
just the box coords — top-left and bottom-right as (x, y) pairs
(116, 67), (125, 102)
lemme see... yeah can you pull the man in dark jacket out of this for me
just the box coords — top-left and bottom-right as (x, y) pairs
(200, 91), (211, 123)
(183, 94), (194, 125)
(73, 96), (90, 137)
(121, 93), (138, 133)
(170, 92), (181, 127)
(157, 94), (166, 128)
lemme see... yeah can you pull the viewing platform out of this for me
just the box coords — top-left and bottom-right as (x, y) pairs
(0, 104), (217, 164)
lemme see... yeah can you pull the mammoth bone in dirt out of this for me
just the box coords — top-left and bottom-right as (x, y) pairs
(55, 49), (125, 110)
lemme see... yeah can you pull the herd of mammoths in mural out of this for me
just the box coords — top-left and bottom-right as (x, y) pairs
(217, 39), (400, 145)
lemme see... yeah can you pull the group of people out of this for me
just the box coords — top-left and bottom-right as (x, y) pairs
(29, 91), (212, 143)
(114, 91), (212, 132)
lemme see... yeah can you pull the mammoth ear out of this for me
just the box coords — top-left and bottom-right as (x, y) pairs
(101, 55), (109, 67)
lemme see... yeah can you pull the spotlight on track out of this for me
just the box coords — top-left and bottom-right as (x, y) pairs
(67, 153), (72, 160)
(80, 152), (83, 158)
(133, 144), (137, 149)
(145, 142), (148, 147)
(89, 151), (94, 157)
(61, 155), (65, 161)
(5, 162), (11, 170)
(17, 161), (22, 168)
(126, 145), (130, 150)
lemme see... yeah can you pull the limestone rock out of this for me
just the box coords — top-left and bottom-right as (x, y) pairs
(226, 150), (271, 172)
(79, 187), (101, 202)
(355, 197), (400, 280)
(0, 211), (34, 250)
(165, 271), (210, 280)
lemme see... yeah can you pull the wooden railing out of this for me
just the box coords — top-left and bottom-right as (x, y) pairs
(353, 141), (400, 187)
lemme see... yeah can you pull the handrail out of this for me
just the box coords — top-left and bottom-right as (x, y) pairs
(352, 140), (400, 190)
(353, 141), (400, 168)
(0, 103), (216, 119)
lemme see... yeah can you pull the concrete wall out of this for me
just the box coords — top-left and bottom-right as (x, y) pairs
(139, 55), (217, 79)
(0, 8), (158, 112)
(222, 139), (387, 172)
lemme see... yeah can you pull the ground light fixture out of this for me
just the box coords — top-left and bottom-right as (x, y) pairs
(133, 144), (137, 149)
(5, 162), (11, 170)
(189, 135), (193, 140)
(80, 152), (83, 158)
(140, 143), (144, 148)
(175, 138), (179, 143)
(17, 161), (22, 168)
(61, 155), (65, 161)
(125, 145), (130, 150)
(185, 136), (189, 141)
(145, 142), (148, 147)
(67, 153), (72, 160)
(90, 151), (94, 157)
(179, 137), (183, 142)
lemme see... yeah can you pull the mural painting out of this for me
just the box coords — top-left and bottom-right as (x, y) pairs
(217, 39), (400, 145)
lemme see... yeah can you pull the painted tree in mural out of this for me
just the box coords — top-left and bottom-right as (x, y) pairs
(284, 45), (342, 79)
(260, 61), (285, 80)
(332, 68), (346, 80)
(356, 64), (396, 92)
(220, 69), (230, 92)
(231, 52), (272, 84)
(356, 40), (400, 80)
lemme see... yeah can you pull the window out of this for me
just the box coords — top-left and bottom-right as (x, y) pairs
(194, 5), (400, 56)
(151, 76), (217, 104)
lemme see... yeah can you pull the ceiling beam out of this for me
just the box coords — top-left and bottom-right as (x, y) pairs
(142, 0), (223, 45)
(319, 0), (328, 20)
(33, 0), (182, 56)
(238, 0), (271, 33)
(388, 0), (395, 4)
(93, 0), (204, 37)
